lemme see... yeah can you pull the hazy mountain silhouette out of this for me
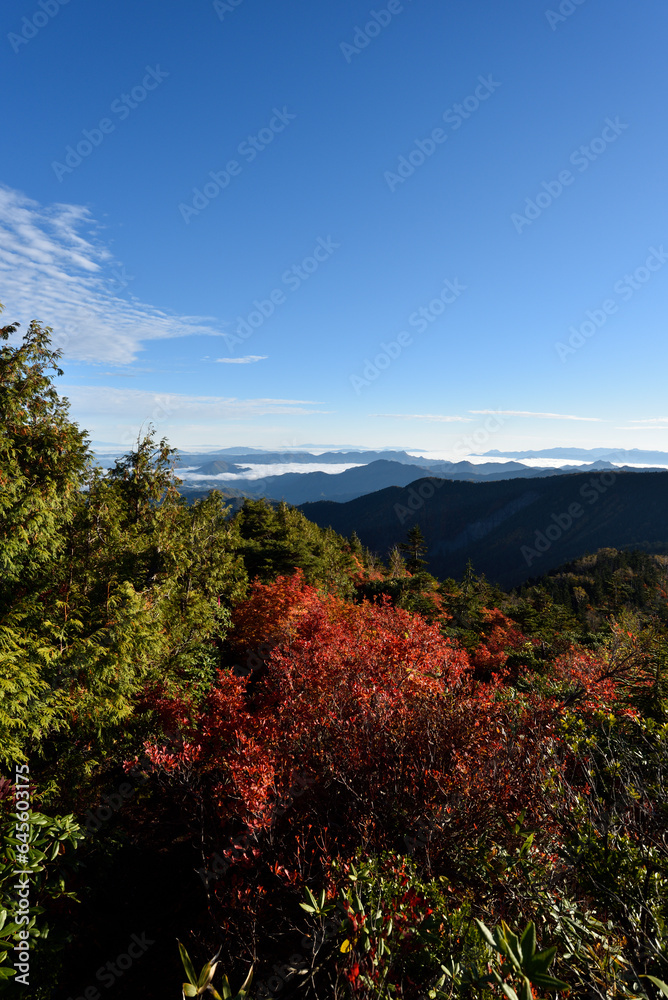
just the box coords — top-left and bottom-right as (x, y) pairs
(177, 455), (664, 506)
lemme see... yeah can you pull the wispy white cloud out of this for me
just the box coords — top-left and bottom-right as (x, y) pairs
(0, 184), (229, 365)
(62, 385), (328, 421)
(214, 355), (267, 364)
(470, 409), (602, 422)
(372, 413), (471, 422)
(626, 417), (668, 425)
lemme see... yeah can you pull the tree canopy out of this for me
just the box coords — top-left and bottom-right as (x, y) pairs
(2, 313), (668, 998)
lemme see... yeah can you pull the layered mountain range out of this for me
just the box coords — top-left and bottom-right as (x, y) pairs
(158, 447), (668, 588)
(174, 447), (668, 506)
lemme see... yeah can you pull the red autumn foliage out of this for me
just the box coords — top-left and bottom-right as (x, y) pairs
(229, 568), (321, 650)
(133, 571), (634, 975)
(518, 646), (621, 714)
(470, 607), (528, 674)
(169, 578), (472, 833)
(350, 552), (385, 584)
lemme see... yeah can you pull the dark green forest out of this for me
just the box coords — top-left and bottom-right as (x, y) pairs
(2, 316), (668, 999)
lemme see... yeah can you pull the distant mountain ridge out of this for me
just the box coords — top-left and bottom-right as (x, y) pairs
(188, 459), (249, 475)
(483, 447), (668, 464)
(300, 471), (668, 589)
(176, 455), (665, 506)
(181, 460), (432, 504)
(176, 449), (426, 468)
(93, 444), (668, 507)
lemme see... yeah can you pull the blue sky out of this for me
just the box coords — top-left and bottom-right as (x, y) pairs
(1, 0), (667, 454)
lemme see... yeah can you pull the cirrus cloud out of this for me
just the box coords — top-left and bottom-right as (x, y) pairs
(61, 384), (329, 421)
(214, 355), (267, 364)
(0, 184), (230, 365)
(469, 409), (602, 422)
(372, 413), (471, 422)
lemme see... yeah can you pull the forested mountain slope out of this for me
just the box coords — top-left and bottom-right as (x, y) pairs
(302, 470), (668, 587)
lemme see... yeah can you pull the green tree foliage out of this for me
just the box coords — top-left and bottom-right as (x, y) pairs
(0, 309), (90, 607)
(232, 497), (356, 594)
(0, 311), (92, 763)
(0, 801), (83, 987)
(520, 548), (668, 632)
(399, 523), (428, 573)
(0, 317), (248, 775)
